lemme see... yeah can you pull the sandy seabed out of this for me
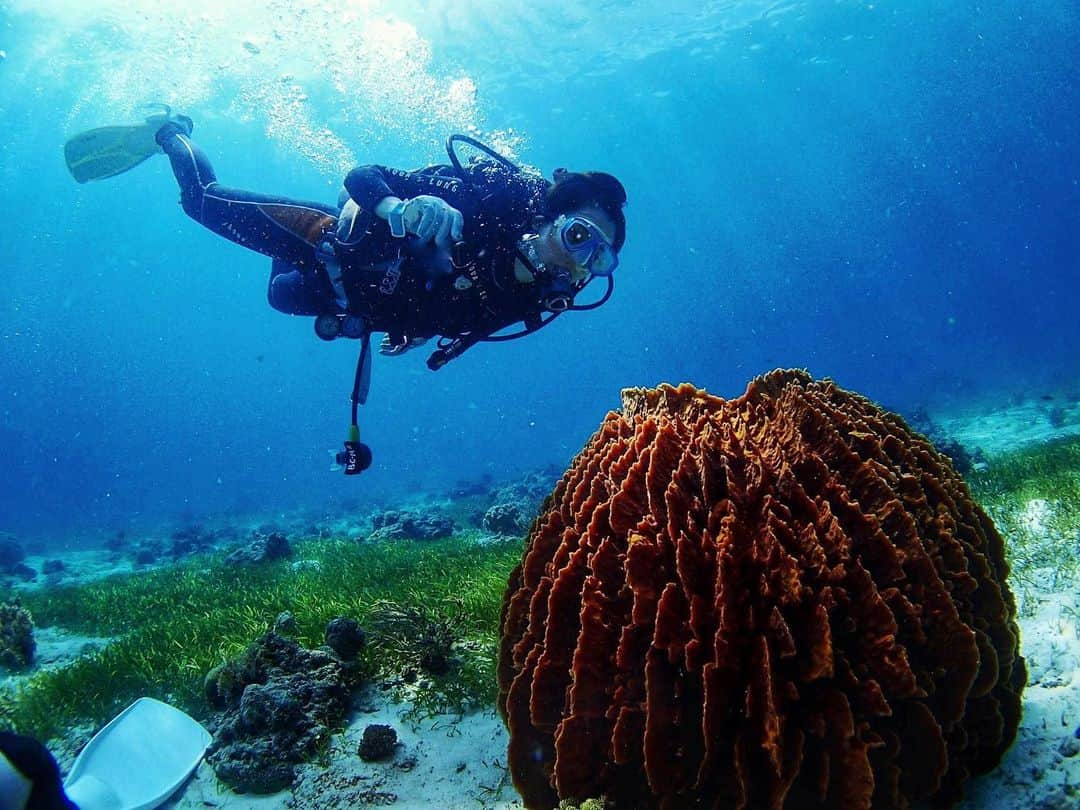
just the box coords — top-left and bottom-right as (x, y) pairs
(171, 687), (523, 809)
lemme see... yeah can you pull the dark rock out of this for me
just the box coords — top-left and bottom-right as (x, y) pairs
(480, 468), (560, 531)
(491, 466), (560, 507)
(0, 600), (35, 670)
(898, 410), (977, 476)
(104, 531), (128, 552)
(935, 437), (975, 475)
(170, 524), (216, 558)
(264, 532), (291, 559)
(449, 473), (494, 498)
(8, 563), (36, 582)
(225, 533), (292, 566)
(903, 405), (934, 436)
(1059, 736), (1080, 758)
(370, 510), (396, 531)
(367, 510), (453, 542)
(482, 501), (531, 536)
(358, 724), (397, 762)
(0, 532), (26, 574)
(325, 617), (365, 661)
(419, 647), (452, 676)
(204, 631), (357, 794)
(134, 547), (158, 566)
(42, 559), (66, 575)
(170, 540), (198, 557)
(210, 741), (296, 794)
(304, 523), (332, 539)
(171, 524), (204, 542)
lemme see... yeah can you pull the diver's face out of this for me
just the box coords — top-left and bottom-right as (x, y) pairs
(534, 205), (618, 282)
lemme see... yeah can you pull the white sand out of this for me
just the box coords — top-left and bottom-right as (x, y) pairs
(9, 549), (135, 594)
(170, 686), (523, 809)
(1, 626), (112, 693)
(941, 393), (1080, 808)
(934, 394), (1080, 458)
(956, 583), (1080, 809)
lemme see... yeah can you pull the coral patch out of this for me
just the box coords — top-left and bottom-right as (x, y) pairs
(498, 370), (1024, 809)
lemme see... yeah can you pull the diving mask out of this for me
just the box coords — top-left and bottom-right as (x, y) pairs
(555, 214), (619, 277)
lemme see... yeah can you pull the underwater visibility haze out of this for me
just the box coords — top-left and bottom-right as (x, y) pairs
(0, 1), (1076, 538)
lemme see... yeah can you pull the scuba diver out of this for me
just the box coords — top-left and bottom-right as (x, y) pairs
(63, 108), (627, 472)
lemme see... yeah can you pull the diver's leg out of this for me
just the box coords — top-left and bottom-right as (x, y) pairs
(154, 123), (339, 273)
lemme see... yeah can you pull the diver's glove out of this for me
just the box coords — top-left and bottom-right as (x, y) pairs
(379, 334), (429, 356)
(390, 196), (464, 247)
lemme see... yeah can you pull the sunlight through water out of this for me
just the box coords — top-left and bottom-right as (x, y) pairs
(9, 0), (484, 175)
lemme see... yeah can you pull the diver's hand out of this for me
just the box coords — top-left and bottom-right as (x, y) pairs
(379, 334), (429, 356)
(401, 196), (464, 247)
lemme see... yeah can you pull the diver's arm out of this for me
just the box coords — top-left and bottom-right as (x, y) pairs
(344, 165), (468, 212)
(343, 165), (399, 213)
(344, 165), (464, 244)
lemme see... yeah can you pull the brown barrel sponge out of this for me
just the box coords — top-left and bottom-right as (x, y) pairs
(497, 370), (1024, 809)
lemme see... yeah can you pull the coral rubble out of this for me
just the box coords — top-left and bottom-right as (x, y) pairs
(367, 510), (454, 542)
(0, 532), (26, 575)
(224, 531), (292, 566)
(358, 723), (398, 761)
(483, 501), (532, 537)
(325, 616), (366, 661)
(498, 371), (1025, 809)
(0, 600), (35, 670)
(204, 624), (360, 793)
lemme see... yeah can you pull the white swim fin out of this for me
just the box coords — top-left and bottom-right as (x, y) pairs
(63, 697), (211, 810)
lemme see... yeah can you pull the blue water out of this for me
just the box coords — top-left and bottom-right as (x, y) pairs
(1, 1), (1077, 542)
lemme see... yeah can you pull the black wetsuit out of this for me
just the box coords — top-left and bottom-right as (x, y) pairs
(156, 123), (553, 345)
